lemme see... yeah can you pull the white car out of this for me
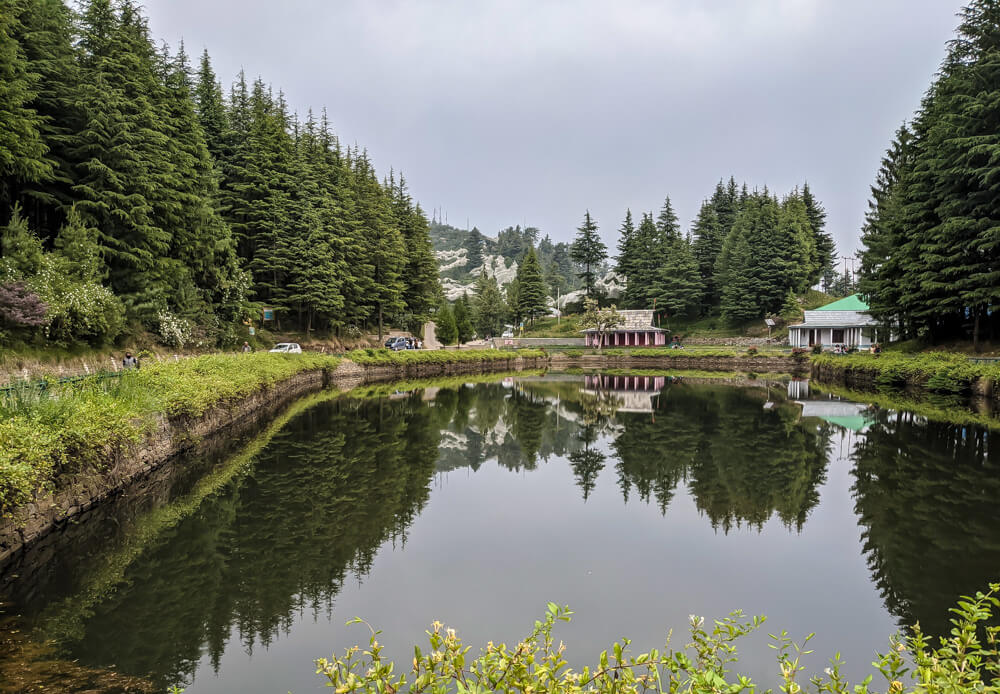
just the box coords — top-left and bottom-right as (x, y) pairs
(269, 343), (302, 354)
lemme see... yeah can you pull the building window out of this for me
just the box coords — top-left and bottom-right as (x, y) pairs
(832, 329), (845, 343)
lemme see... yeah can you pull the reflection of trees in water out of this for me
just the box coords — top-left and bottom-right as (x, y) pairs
(39, 379), (841, 688)
(438, 381), (832, 529)
(688, 392), (830, 532)
(613, 387), (831, 531)
(569, 422), (606, 500)
(851, 408), (1000, 636)
(58, 395), (439, 690)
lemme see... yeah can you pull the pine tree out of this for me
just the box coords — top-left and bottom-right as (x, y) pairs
(435, 299), (457, 345)
(570, 211), (606, 299)
(776, 192), (816, 294)
(801, 182), (835, 287)
(194, 49), (228, 165)
(473, 270), (504, 338)
(8, 0), (80, 235)
(614, 209), (641, 307)
(0, 204), (43, 278)
(859, 125), (914, 337)
(710, 177), (741, 238)
(505, 277), (522, 326)
(652, 237), (702, 319)
(53, 204), (104, 282)
(464, 229), (484, 272)
(717, 222), (758, 323)
(855, 1), (1000, 346)
(392, 174), (439, 323)
(655, 195), (681, 243)
(516, 246), (548, 323)
(0, 0), (51, 215)
(453, 292), (473, 343)
(627, 213), (660, 309)
(690, 201), (724, 307)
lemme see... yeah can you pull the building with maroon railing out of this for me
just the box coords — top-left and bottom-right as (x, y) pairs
(581, 309), (669, 348)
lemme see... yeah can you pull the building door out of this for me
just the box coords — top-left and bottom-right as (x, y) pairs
(808, 330), (815, 346)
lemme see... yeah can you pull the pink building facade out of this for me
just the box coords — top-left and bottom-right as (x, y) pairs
(582, 309), (668, 348)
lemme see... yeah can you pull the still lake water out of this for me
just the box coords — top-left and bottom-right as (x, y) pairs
(2, 372), (998, 692)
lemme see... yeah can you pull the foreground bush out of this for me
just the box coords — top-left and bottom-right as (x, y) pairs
(316, 585), (1000, 694)
(0, 353), (340, 517)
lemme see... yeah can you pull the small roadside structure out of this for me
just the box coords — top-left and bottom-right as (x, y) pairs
(788, 294), (878, 350)
(581, 308), (668, 348)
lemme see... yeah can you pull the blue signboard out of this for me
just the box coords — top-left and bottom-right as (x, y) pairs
(262, 309), (275, 321)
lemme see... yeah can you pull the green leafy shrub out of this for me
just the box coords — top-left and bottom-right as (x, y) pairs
(315, 585), (1000, 694)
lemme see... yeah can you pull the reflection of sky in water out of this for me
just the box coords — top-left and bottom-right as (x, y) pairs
(6, 376), (996, 694)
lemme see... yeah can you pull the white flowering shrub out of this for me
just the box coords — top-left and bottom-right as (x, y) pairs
(28, 258), (124, 346)
(157, 311), (193, 349)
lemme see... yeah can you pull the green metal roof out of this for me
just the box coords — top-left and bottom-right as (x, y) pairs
(821, 414), (871, 432)
(815, 294), (869, 311)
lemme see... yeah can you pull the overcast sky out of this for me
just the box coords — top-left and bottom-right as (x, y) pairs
(143, 0), (964, 258)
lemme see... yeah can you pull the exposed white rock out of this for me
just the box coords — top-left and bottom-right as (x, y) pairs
(555, 270), (625, 309)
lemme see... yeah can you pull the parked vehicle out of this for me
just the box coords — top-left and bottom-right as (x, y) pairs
(269, 343), (302, 354)
(386, 337), (410, 351)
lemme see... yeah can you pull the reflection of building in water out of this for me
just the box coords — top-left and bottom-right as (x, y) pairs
(787, 379), (810, 400)
(582, 374), (667, 413)
(795, 397), (872, 432)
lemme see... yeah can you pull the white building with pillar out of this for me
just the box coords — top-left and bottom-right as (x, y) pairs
(788, 294), (878, 350)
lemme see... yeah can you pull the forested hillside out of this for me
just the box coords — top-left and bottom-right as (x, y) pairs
(592, 182), (838, 323)
(0, 0), (440, 348)
(858, 0), (1000, 348)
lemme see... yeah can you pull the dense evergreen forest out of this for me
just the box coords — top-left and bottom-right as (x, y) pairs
(858, 0), (1000, 348)
(582, 181), (837, 322)
(0, 0), (440, 348)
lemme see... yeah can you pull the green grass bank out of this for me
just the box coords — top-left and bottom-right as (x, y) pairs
(0, 353), (344, 519)
(811, 351), (1000, 397)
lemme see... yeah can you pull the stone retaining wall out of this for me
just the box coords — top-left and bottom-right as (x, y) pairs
(551, 353), (804, 372)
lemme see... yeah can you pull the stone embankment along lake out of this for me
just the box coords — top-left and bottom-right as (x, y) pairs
(0, 354), (549, 564)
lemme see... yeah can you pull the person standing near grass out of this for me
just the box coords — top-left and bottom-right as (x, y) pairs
(122, 352), (139, 370)
(242, 341), (252, 353)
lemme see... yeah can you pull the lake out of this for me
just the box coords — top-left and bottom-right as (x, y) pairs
(1, 372), (997, 693)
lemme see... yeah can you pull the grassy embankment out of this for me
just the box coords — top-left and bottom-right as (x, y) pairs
(0, 353), (342, 518)
(812, 351), (1000, 395)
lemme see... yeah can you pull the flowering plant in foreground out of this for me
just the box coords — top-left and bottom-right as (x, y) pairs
(313, 584), (1000, 694)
